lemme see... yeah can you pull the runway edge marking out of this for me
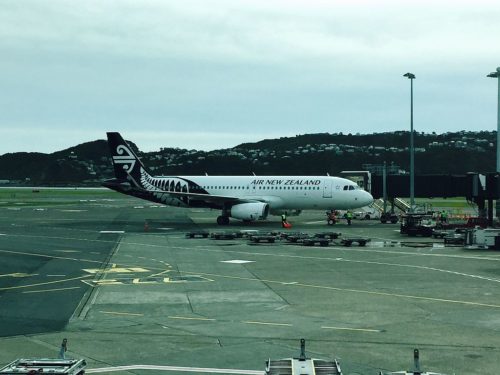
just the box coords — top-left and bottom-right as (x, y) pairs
(86, 365), (264, 374)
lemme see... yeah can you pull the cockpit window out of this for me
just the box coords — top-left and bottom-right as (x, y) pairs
(343, 186), (348, 190)
(349, 185), (355, 190)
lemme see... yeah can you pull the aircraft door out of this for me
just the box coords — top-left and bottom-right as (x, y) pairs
(322, 180), (332, 198)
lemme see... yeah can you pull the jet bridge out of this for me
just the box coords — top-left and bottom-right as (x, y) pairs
(370, 172), (500, 226)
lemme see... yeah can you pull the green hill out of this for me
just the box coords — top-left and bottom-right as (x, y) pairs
(0, 131), (496, 185)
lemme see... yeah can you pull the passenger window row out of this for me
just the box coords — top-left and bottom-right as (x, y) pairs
(201, 186), (321, 190)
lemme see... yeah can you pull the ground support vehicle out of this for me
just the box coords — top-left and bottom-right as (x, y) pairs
(434, 228), (469, 240)
(284, 233), (310, 243)
(266, 339), (342, 375)
(379, 349), (449, 375)
(380, 212), (399, 224)
(248, 235), (277, 244)
(407, 225), (434, 237)
(210, 232), (237, 240)
(340, 238), (370, 247)
(436, 216), (488, 230)
(302, 237), (330, 247)
(185, 231), (210, 238)
(0, 359), (86, 375)
(353, 209), (381, 220)
(464, 227), (500, 249)
(432, 229), (453, 238)
(237, 230), (260, 238)
(283, 233), (330, 246)
(443, 233), (465, 246)
(314, 232), (341, 240)
(400, 214), (435, 237)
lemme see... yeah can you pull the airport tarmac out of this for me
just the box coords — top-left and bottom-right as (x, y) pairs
(0, 190), (500, 374)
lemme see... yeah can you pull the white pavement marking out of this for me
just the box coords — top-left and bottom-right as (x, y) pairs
(60, 209), (87, 212)
(100, 311), (144, 317)
(0, 234), (6, 236)
(242, 320), (292, 327)
(86, 365), (264, 374)
(168, 316), (216, 321)
(221, 260), (255, 264)
(83, 267), (149, 274)
(0, 273), (35, 278)
(99, 230), (125, 234)
(274, 305), (289, 311)
(321, 326), (381, 333)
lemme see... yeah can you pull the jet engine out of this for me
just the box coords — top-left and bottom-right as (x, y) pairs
(230, 202), (269, 221)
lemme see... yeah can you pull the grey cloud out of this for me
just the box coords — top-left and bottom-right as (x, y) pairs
(0, 0), (499, 153)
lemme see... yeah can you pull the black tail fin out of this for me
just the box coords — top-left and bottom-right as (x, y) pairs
(106, 132), (150, 186)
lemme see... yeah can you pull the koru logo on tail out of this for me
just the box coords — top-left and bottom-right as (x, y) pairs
(113, 145), (136, 173)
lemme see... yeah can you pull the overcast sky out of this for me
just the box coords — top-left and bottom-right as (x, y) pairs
(1, 0), (499, 154)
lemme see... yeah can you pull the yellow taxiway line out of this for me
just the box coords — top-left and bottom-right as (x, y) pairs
(22, 286), (81, 294)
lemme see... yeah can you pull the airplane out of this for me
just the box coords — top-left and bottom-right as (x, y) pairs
(103, 132), (374, 225)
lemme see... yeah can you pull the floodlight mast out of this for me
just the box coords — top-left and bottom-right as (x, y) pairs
(487, 67), (500, 173)
(487, 67), (500, 221)
(403, 72), (416, 213)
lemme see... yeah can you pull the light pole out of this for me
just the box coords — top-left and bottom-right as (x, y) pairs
(487, 67), (500, 172)
(487, 67), (500, 221)
(404, 72), (416, 213)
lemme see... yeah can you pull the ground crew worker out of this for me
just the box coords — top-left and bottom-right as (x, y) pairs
(281, 213), (292, 228)
(59, 338), (67, 359)
(326, 210), (336, 225)
(346, 211), (353, 226)
(441, 210), (448, 223)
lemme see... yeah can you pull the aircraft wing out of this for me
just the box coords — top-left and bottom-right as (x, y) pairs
(152, 190), (284, 207)
(149, 189), (256, 205)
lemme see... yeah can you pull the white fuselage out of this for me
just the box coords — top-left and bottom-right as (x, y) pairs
(160, 175), (373, 210)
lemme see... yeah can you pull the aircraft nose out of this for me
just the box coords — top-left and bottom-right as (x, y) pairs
(363, 191), (374, 206)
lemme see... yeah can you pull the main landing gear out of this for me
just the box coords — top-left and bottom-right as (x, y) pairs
(217, 216), (230, 225)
